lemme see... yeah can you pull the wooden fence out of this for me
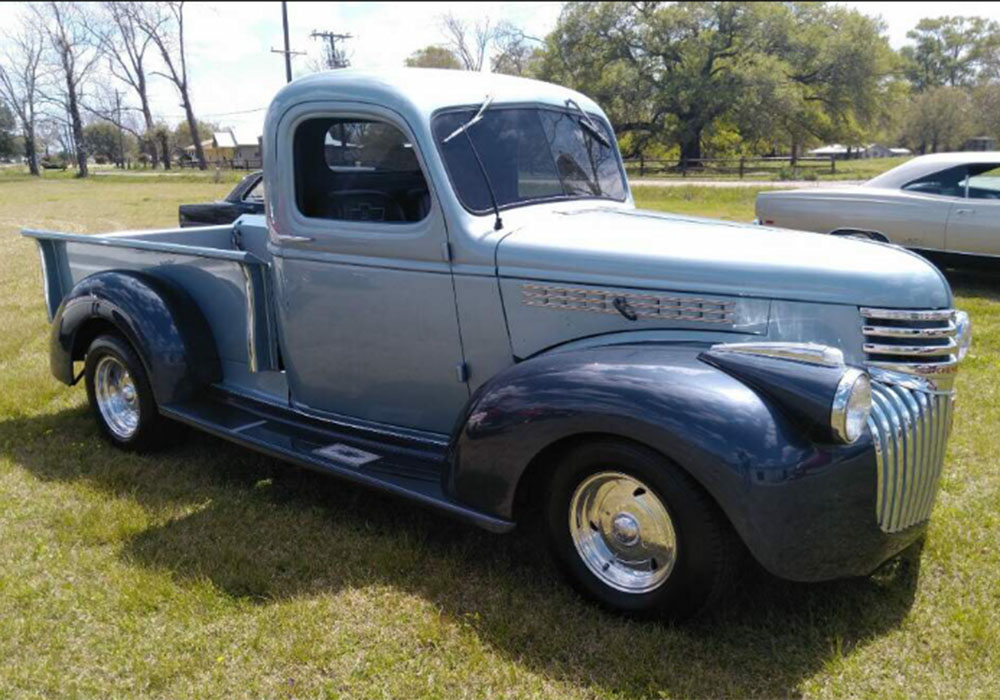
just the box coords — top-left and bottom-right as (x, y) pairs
(622, 155), (837, 179)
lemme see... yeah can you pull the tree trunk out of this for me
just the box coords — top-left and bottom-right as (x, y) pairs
(64, 71), (87, 177)
(182, 95), (206, 170)
(679, 127), (702, 169)
(158, 131), (171, 169)
(24, 129), (40, 176)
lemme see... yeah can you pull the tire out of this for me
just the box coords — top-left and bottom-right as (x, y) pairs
(546, 439), (742, 620)
(84, 333), (166, 452)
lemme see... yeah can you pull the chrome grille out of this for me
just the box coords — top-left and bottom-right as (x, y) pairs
(861, 307), (958, 371)
(868, 381), (954, 533)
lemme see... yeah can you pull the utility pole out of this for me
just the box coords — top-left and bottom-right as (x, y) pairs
(311, 30), (353, 69)
(114, 89), (125, 169)
(271, 1), (304, 83)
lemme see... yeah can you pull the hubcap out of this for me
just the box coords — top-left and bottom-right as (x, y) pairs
(569, 471), (677, 593)
(94, 355), (140, 439)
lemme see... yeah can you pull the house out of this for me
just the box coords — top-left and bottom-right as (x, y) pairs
(863, 144), (912, 159)
(182, 128), (261, 167)
(964, 136), (997, 151)
(231, 127), (262, 166)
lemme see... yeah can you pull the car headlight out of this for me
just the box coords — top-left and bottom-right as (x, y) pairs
(831, 368), (872, 443)
(955, 310), (972, 361)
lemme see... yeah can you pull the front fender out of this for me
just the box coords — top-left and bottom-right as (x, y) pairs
(51, 270), (221, 404)
(448, 343), (883, 580)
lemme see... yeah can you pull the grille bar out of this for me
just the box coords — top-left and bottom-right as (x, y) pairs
(861, 323), (956, 339)
(868, 381), (953, 533)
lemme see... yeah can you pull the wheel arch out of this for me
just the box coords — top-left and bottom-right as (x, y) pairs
(50, 269), (221, 404)
(828, 227), (890, 243)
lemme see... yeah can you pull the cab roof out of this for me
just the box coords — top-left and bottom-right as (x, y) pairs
(868, 151), (1000, 188)
(266, 68), (607, 129)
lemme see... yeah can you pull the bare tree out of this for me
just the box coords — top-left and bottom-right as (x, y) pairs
(131, 1), (205, 169)
(33, 1), (101, 177)
(441, 13), (493, 71)
(0, 26), (45, 175)
(491, 22), (541, 76)
(89, 1), (161, 166)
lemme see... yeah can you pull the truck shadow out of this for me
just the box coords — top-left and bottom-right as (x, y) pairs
(1, 407), (921, 699)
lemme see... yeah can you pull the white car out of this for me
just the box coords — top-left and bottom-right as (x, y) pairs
(756, 152), (1000, 260)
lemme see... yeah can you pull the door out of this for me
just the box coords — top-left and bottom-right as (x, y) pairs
(945, 163), (1000, 257)
(269, 108), (469, 434)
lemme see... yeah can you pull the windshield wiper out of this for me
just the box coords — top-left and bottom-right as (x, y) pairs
(441, 94), (503, 231)
(565, 98), (612, 149)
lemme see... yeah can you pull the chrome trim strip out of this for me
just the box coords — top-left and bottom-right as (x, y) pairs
(863, 340), (957, 356)
(862, 323), (956, 338)
(860, 307), (955, 322)
(522, 284), (735, 324)
(709, 342), (845, 368)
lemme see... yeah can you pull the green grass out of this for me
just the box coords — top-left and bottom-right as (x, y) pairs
(1, 177), (998, 698)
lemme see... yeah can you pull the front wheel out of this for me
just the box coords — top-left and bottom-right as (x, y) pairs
(84, 333), (166, 452)
(546, 440), (742, 619)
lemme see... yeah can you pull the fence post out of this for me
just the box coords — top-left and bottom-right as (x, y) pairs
(681, 158), (687, 178)
(830, 155), (835, 174)
(739, 156), (745, 179)
(640, 155), (645, 177)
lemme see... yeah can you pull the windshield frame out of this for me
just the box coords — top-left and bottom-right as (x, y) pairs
(431, 101), (630, 216)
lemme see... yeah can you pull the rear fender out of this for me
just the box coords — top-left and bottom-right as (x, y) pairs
(51, 270), (221, 404)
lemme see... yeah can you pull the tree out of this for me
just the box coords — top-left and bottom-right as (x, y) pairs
(491, 22), (543, 77)
(89, 1), (160, 166)
(0, 101), (19, 159)
(0, 25), (44, 175)
(441, 13), (492, 71)
(902, 86), (974, 153)
(405, 46), (462, 70)
(538, 2), (896, 163)
(131, 1), (206, 169)
(901, 16), (997, 91)
(83, 120), (136, 164)
(33, 1), (101, 177)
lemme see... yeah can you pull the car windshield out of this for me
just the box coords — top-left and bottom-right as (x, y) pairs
(433, 105), (627, 213)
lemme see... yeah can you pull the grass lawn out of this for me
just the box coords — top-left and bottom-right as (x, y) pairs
(1, 175), (998, 698)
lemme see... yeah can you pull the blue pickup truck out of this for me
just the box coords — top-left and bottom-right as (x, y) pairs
(23, 69), (971, 618)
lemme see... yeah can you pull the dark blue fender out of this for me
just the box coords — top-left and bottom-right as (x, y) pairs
(50, 270), (221, 404)
(447, 343), (923, 582)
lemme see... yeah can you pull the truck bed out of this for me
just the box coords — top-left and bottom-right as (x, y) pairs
(22, 217), (285, 403)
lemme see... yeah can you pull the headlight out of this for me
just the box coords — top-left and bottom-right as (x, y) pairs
(955, 310), (972, 361)
(831, 368), (872, 443)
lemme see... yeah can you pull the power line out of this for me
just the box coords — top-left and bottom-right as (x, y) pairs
(311, 30), (353, 69)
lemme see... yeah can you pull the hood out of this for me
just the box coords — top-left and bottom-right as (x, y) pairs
(496, 207), (951, 309)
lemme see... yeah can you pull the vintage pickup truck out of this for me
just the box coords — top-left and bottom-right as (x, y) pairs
(24, 69), (971, 618)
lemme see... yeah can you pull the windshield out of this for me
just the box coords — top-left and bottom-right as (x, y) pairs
(433, 106), (627, 213)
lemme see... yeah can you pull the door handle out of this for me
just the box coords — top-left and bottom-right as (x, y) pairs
(954, 208), (974, 215)
(272, 233), (315, 243)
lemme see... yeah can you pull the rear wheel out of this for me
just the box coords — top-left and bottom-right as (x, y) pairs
(546, 439), (742, 619)
(84, 333), (166, 452)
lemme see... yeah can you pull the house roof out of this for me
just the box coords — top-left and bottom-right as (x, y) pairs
(212, 131), (238, 148)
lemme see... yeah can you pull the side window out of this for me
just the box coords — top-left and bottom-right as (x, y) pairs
(965, 164), (1000, 200)
(293, 117), (430, 223)
(901, 166), (967, 197)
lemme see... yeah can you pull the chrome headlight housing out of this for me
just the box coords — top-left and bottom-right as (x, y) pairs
(831, 368), (872, 443)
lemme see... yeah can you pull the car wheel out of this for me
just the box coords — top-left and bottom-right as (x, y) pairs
(84, 333), (166, 452)
(546, 439), (742, 619)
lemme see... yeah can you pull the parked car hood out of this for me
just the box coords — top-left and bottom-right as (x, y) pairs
(495, 207), (951, 309)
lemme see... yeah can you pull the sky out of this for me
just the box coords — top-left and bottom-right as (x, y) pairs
(4, 1), (1000, 135)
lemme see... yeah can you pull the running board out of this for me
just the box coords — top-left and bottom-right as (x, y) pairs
(160, 394), (514, 533)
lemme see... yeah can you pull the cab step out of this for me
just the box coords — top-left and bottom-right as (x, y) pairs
(160, 392), (514, 533)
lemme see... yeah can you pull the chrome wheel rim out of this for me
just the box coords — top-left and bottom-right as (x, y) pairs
(569, 471), (677, 593)
(94, 355), (140, 439)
